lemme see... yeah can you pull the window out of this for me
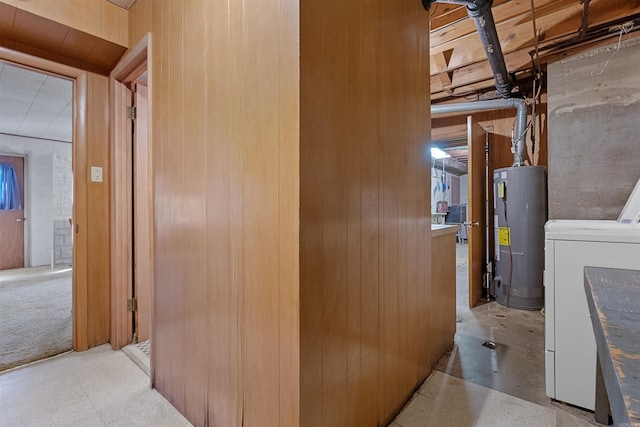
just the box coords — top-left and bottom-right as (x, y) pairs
(0, 163), (22, 210)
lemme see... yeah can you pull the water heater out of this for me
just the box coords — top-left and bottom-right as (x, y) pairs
(493, 166), (547, 310)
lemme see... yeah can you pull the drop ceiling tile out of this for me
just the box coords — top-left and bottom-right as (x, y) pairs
(0, 60), (71, 142)
(0, 100), (32, 114)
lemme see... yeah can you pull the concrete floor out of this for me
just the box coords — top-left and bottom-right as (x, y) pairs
(393, 243), (600, 426)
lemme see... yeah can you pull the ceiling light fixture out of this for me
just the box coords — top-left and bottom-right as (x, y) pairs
(431, 147), (451, 159)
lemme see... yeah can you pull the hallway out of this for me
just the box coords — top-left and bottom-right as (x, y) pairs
(0, 245), (602, 426)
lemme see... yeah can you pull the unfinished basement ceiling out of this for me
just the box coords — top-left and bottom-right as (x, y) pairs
(429, 0), (640, 102)
(0, 61), (72, 143)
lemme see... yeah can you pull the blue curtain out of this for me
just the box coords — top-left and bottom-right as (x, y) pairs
(0, 163), (22, 211)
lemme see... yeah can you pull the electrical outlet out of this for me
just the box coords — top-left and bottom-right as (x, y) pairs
(91, 166), (103, 183)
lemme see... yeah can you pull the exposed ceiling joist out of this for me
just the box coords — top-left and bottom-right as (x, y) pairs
(429, 0), (640, 103)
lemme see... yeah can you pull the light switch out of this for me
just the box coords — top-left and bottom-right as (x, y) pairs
(91, 166), (103, 183)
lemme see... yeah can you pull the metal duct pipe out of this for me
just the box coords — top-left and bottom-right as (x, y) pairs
(422, 0), (514, 98)
(431, 98), (528, 166)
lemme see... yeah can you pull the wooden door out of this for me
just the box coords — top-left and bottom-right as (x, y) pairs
(134, 83), (151, 342)
(111, 81), (134, 349)
(467, 117), (486, 308)
(0, 155), (25, 270)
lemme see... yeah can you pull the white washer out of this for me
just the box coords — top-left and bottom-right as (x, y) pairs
(544, 220), (640, 410)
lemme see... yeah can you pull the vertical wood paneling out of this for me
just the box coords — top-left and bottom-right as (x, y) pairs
(203, 0), (234, 424)
(134, 84), (151, 343)
(278, 0), (302, 424)
(430, 232), (457, 367)
(321, 0), (349, 424)
(73, 73), (89, 351)
(110, 81), (133, 350)
(166, 0), (185, 411)
(73, 71), (111, 351)
(130, 0), (430, 425)
(129, 1), (300, 426)
(299, 0), (324, 422)
(300, 0), (431, 425)
(86, 73), (111, 347)
(181, 3), (208, 424)
(358, 2), (382, 424)
(346, 0), (363, 423)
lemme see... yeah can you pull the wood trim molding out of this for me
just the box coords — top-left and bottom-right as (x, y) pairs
(109, 34), (152, 359)
(0, 46), (89, 351)
(111, 33), (148, 82)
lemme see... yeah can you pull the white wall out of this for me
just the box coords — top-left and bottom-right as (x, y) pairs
(460, 173), (468, 205)
(431, 167), (459, 212)
(0, 134), (72, 267)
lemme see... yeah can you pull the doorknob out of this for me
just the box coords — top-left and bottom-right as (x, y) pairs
(468, 221), (480, 227)
(16, 218), (27, 222)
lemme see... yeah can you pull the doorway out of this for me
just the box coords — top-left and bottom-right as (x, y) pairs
(0, 155), (25, 270)
(110, 35), (153, 377)
(0, 60), (74, 371)
(431, 116), (488, 309)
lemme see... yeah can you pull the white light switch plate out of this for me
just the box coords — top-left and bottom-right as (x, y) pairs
(91, 166), (103, 183)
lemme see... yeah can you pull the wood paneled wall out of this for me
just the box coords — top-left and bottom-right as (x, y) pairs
(0, 0), (128, 47)
(73, 72), (112, 350)
(0, 37), (114, 351)
(130, 0), (430, 425)
(128, 1), (300, 426)
(430, 228), (457, 368)
(299, 0), (431, 425)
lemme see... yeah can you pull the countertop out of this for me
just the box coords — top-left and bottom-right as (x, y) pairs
(431, 224), (459, 237)
(584, 267), (640, 426)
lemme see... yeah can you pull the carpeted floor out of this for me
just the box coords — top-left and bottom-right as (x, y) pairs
(0, 267), (72, 372)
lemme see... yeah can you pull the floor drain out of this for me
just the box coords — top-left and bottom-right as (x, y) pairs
(494, 314), (506, 319)
(482, 341), (496, 349)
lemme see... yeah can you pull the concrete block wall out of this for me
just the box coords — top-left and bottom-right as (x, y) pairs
(53, 153), (73, 265)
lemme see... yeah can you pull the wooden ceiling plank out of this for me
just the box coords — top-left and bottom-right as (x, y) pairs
(431, 51), (447, 71)
(430, 0), (511, 32)
(430, 0), (638, 69)
(430, 0), (560, 48)
(431, 3), (581, 57)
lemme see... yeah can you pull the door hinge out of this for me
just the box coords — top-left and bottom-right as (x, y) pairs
(126, 106), (137, 120)
(127, 298), (138, 312)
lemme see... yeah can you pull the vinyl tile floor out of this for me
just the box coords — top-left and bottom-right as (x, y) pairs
(0, 344), (190, 427)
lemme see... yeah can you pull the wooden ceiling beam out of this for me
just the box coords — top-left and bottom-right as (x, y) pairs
(429, 0), (637, 65)
(430, 0), (562, 48)
(429, 0), (511, 32)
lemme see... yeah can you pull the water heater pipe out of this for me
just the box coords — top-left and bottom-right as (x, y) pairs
(422, 0), (514, 98)
(431, 98), (529, 166)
